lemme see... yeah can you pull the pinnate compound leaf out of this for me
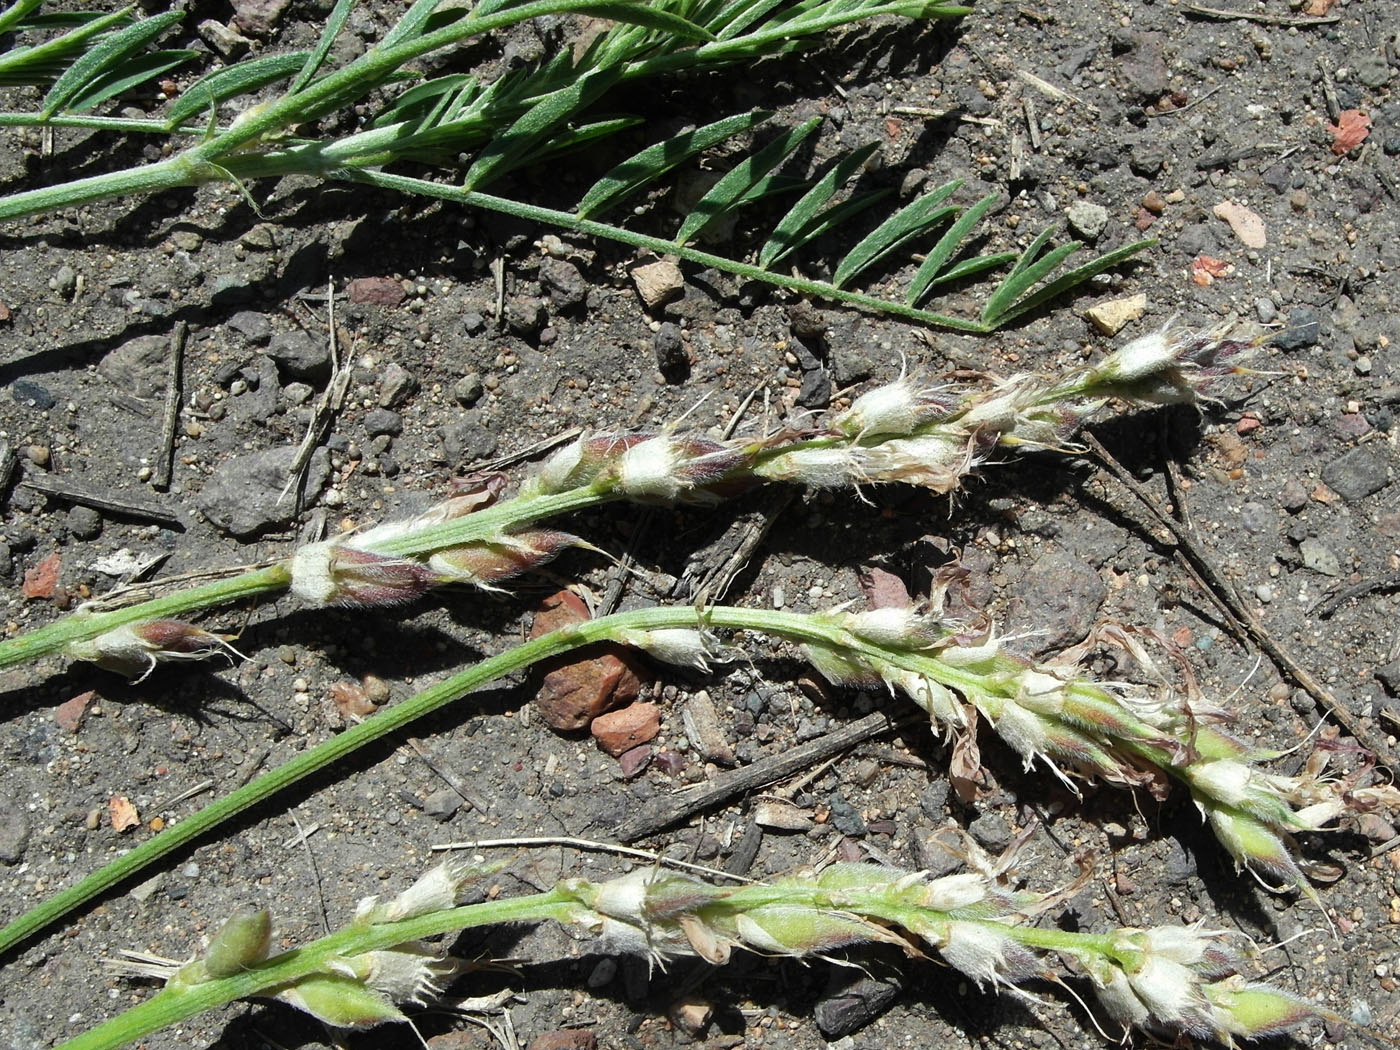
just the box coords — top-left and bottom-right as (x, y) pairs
(41, 9), (183, 118)
(831, 178), (961, 288)
(0, 6), (130, 92)
(979, 227), (1079, 325)
(576, 110), (771, 220)
(574, 1), (716, 42)
(0, 0), (43, 37)
(463, 67), (622, 191)
(674, 116), (822, 245)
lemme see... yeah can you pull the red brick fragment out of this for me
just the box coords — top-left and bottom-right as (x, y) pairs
(530, 590), (647, 730)
(591, 702), (661, 756)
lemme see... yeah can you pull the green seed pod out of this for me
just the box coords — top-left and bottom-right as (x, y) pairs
(1206, 976), (1315, 1038)
(202, 908), (272, 978)
(272, 973), (405, 1029)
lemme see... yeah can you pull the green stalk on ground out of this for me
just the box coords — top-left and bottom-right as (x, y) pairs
(65, 850), (1324, 1050)
(0, 0), (1148, 332)
(0, 320), (1253, 674)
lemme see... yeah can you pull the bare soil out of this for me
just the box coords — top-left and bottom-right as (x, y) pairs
(1, 2), (1399, 1049)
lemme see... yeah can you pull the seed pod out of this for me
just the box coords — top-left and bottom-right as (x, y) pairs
(66, 620), (242, 680)
(202, 908), (272, 978)
(290, 542), (437, 606)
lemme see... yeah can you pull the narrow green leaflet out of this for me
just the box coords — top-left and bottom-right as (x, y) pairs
(924, 250), (1018, 287)
(758, 142), (879, 270)
(904, 191), (998, 305)
(979, 227), (1079, 324)
(40, 10), (183, 118)
(517, 114), (644, 165)
(575, 1), (716, 42)
(165, 52), (311, 128)
(0, 0), (43, 37)
(463, 67), (622, 190)
(379, 0), (449, 50)
(830, 178), (961, 288)
(980, 238), (1155, 329)
(714, 0), (790, 39)
(0, 6), (130, 86)
(287, 0), (354, 94)
(369, 73), (477, 128)
(576, 110), (771, 220)
(64, 49), (197, 113)
(674, 115), (821, 245)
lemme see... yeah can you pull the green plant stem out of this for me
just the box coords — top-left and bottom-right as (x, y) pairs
(58, 864), (1128, 1050)
(344, 170), (991, 331)
(53, 891), (582, 1050)
(0, 604), (875, 956)
(0, 606), (639, 955)
(0, 564), (291, 671)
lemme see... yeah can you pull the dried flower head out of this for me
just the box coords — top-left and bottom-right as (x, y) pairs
(67, 620), (244, 680)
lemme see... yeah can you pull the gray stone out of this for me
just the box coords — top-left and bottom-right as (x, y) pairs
(968, 810), (1013, 852)
(1239, 501), (1274, 535)
(827, 794), (867, 836)
(1322, 446), (1388, 501)
(422, 789), (460, 822)
(1355, 53), (1392, 89)
(0, 793), (29, 863)
(228, 311), (271, 345)
(231, 0), (292, 36)
(1299, 537), (1341, 577)
(1272, 307), (1320, 351)
(67, 506), (102, 540)
(452, 373), (484, 407)
(11, 379), (55, 411)
(377, 363), (417, 408)
(1279, 477), (1308, 512)
(1128, 144), (1165, 177)
(503, 295), (545, 336)
(912, 827), (962, 877)
(1176, 222), (1217, 257)
(1254, 297), (1277, 324)
(197, 446), (329, 537)
(51, 264), (77, 299)
(267, 330), (330, 381)
(1007, 548), (1107, 653)
(539, 257), (586, 311)
(653, 322), (687, 382)
(441, 421), (498, 465)
(1164, 839), (1196, 885)
(1066, 200), (1109, 242)
(796, 367), (831, 409)
(99, 335), (169, 399)
(815, 970), (902, 1038)
(1118, 32), (1169, 99)
(363, 409), (402, 437)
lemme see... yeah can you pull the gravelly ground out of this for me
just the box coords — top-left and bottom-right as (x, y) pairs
(1, 1), (1399, 1049)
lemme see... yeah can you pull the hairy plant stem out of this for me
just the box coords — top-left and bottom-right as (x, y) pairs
(343, 171), (992, 331)
(0, 603), (1031, 955)
(0, 564), (291, 671)
(53, 891), (581, 1050)
(56, 865), (1115, 1050)
(0, 1), (968, 223)
(0, 486), (609, 670)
